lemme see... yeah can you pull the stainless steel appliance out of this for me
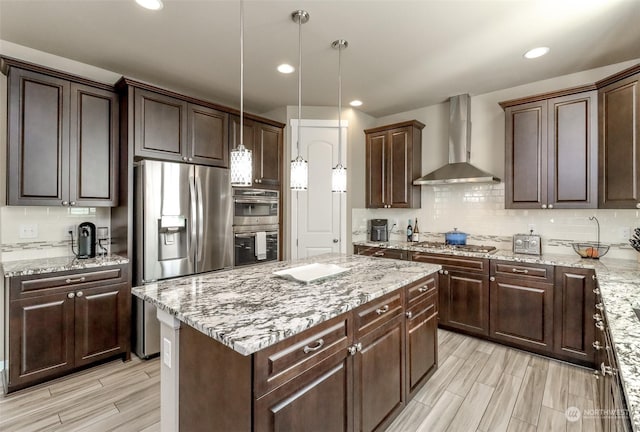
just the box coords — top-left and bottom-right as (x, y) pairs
(133, 160), (232, 358)
(513, 232), (541, 255)
(232, 189), (279, 267)
(370, 219), (388, 242)
(415, 241), (497, 254)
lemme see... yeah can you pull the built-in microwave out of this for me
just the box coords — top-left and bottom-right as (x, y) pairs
(233, 189), (278, 226)
(233, 225), (279, 267)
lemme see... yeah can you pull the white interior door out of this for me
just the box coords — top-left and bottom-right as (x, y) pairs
(291, 119), (347, 260)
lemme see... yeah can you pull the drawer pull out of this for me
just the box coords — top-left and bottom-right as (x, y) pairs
(593, 288), (601, 295)
(595, 321), (604, 331)
(65, 277), (86, 284)
(76, 291), (83, 297)
(593, 313), (602, 321)
(376, 305), (390, 315)
(601, 363), (614, 376)
(592, 341), (603, 350)
(406, 311), (413, 319)
(595, 303), (604, 311)
(512, 268), (529, 274)
(67, 292), (75, 299)
(373, 251), (385, 256)
(303, 339), (325, 354)
(418, 285), (430, 293)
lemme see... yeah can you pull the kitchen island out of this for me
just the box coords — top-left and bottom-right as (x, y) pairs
(132, 253), (441, 432)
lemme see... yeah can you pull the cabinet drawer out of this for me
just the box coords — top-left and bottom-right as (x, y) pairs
(355, 291), (403, 337)
(406, 275), (437, 307)
(355, 246), (409, 260)
(491, 261), (554, 283)
(10, 266), (126, 298)
(253, 313), (351, 398)
(412, 253), (488, 274)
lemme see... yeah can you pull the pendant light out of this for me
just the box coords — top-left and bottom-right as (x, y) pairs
(290, 10), (309, 191)
(230, 0), (252, 187)
(331, 39), (348, 193)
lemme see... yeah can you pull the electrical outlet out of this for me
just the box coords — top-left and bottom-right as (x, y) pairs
(19, 224), (38, 239)
(621, 227), (631, 239)
(527, 224), (536, 233)
(163, 338), (171, 368)
(66, 225), (75, 236)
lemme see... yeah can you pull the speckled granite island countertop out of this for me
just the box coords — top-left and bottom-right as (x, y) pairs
(355, 240), (640, 430)
(1, 254), (130, 278)
(131, 253), (440, 356)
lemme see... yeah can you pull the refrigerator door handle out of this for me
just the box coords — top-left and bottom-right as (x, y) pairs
(196, 175), (205, 263)
(189, 175), (197, 262)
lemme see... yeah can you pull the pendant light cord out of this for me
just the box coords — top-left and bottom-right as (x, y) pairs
(240, 0), (244, 149)
(338, 42), (342, 165)
(297, 11), (302, 157)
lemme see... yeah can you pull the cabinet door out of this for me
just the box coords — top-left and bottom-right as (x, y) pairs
(504, 101), (548, 209)
(188, 104), (229, 167)
(441, 270), (489, 336)
(353, 315), (405, 432)
(547, 92), (598, 209)
(74, 283), (129, 367)
(366, 131), (387, 208)
(69, 84), (119, 207)
(388, 127), (412, 208)
(134, 88), (187, 161)
(254, 349), (352, 432)
(406, 295), (437, 400)
(8, 292), (75, 389)
(599, 74), (640, 208)
(7, 68), (70, 206)
(255, 122), (283, 188)
(490, 277), (553, 351)
(553, 267), (596, 366)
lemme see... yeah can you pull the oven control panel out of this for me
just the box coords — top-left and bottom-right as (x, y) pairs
(513, 233), (541, 255)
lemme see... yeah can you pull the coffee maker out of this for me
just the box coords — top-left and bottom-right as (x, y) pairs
(370, 219), (389, 242)
(77, 222), (96, 259)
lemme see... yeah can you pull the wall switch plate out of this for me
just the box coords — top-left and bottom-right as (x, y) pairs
(527, 224), (536, 233)
(163, 338), (171, 368)
(19, 224), (38, 239)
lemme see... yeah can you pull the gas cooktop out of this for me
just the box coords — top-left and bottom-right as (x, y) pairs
(414, 241), (497, 254)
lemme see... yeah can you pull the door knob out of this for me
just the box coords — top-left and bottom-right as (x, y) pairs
(333, 239), (339, 243)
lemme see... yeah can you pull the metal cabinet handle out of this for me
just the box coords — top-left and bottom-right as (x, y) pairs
(593, 313), (602, 321)
(595, 321), (604, 331)
(376, 305), (390, 315)
(182, 156), (188, 161)
(593, 370), (600, 380)
(636, 203), (640, 209)
(595, 303), (604, 311)
(188, 157), (193, 162)
(303, 338), (325, 354)
(62, 201), (69, 206)
(406, 311), (413, 319)
(444, 270), (449, 275)
(601, 362), (613, 376)
(67, 292), (75, 299)
(593, 288), (601, 295)
(592, 274), (597, 280)
(548, 204), (554, 209)
(490, 276), (496, 282)
(418, 285), (430, 293)
(76, 291), (83, 297)
(592, 341), (603, 350)
(65, 277), (86, 284)
(542, 204), (547, 209)
(70, 201), (76, 206)
(512, 268), (529, 274)
(348, 345), (357, 355)
(333, 239), (339, 243)
(373, 251), (385, 256)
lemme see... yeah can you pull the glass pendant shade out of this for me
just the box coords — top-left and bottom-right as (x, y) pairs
(230, 144), (252, 186)
(290, 155), (308, 191)
(332, 164), (347, 193)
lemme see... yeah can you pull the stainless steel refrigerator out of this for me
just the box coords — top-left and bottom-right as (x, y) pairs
(133, 159), (232, 358)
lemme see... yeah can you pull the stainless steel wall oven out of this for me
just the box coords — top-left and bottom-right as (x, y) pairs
(233, 189), (279, 267)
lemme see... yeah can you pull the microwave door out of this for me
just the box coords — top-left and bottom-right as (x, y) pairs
(194, 165), (232, 273)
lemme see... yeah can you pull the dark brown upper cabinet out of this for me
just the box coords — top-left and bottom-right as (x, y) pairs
(502, 89), (597, 209)
(4, 61), (119, 207)
(133, 88), (229, 168)
(597, 66), (640, 209)
(364, 120), (424, 209)
(230, 115), (283, 189)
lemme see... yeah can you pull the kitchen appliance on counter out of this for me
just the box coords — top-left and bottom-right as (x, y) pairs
(415, 241), (497, 254)
(133, 160), (232, 358)
(76, 222), (96, 259)
(232, 189), (279, 267)
(370, 219), (389, 242)
(513, 231), (541, 255)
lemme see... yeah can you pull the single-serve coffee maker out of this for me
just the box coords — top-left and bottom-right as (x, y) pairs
(77, 222), (96, 259)
(370, 219), (389, 242)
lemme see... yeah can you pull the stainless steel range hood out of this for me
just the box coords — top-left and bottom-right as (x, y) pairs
(413, 94), (501, 185)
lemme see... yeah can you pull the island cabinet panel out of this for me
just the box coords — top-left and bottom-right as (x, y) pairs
(598, 71), (640, 209)
(489, 262), (554, 352)
(553, 267), (596, 367)
(364, 120), (424, 209)
(406, 292), (438, 399)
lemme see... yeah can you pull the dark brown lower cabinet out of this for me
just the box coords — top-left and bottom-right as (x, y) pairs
(5, 265), (130, 392)
(406, 293), (438, 399)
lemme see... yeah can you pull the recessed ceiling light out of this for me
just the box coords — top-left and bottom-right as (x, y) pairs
(524, 47), (550, 59)
(277, 64), (295, 74)
(136, 0), (163, 10)
(349, 100), (363, 107)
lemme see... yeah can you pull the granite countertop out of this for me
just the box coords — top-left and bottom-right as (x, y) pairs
(1, 254), (130, 278)
(355, 240), (640, 430)
(132, 253), (440, 356)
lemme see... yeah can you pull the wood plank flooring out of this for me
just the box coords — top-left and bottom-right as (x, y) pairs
(0, 329), (601, 432)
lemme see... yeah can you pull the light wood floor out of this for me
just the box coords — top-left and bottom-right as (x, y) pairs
(0, 329), (601, 432)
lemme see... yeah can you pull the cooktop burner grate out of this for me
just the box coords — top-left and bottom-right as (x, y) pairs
(414, 241), (497, 254)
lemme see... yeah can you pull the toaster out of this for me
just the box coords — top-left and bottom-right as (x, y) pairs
(513, 233), (542, 255)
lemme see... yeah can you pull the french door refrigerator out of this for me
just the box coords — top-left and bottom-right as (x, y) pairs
(133, 159), (232, 358)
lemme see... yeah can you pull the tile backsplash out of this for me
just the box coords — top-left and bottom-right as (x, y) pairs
(0, 206), (110, 261)
(353, 183), (640, 260)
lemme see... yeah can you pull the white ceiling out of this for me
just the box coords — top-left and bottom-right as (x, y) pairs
(1, 0), (640, 117)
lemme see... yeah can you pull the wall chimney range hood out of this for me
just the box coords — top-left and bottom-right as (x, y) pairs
(413, 94), (501, 185)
